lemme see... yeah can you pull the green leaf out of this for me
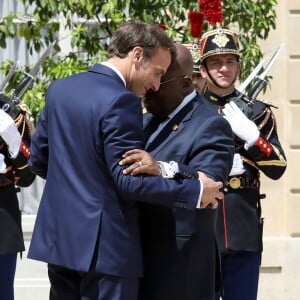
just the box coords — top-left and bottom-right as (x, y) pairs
(0, 0), (278, 123)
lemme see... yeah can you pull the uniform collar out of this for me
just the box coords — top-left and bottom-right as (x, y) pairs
(203, 87), (238, 106)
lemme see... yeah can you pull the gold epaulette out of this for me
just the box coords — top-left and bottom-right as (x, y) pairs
(209, 94), (219, 102)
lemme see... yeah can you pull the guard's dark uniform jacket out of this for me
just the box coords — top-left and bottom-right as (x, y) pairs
(0, 145), (35, 255)
(203, 88), (287, 252)
(0, 94), (35, 255)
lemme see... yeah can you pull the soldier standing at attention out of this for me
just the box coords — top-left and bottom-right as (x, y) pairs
(0, 93), (35, 300)
(198, 28), (287, 300)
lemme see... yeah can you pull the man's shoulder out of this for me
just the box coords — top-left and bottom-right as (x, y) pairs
(254, 98), (278, 109)
(193, 93), (221, 117)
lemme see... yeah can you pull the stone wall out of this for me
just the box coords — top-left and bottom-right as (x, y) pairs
(257, 1), (300, 299)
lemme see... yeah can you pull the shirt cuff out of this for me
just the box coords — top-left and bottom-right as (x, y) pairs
(158, 161), (179, 178)
(196, 179), (203, 208)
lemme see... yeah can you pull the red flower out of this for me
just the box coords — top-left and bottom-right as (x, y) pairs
(188, 11), (204, 38)
(199, 0), (223, 26)
(159, 24), (167, 31)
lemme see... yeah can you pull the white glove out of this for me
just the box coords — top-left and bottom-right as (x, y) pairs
(0, 109), (21, 158)
(222, 101), (259, 149)
(0, 153), (7, 173)
(229, 153), (246, 176)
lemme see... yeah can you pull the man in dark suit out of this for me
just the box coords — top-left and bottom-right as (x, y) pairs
(119, 43), (235, 300)
(28, 21), (224, 300)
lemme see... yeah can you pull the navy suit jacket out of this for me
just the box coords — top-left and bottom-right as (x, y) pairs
(28, 64), (200, 278)
(139, 95), (235, 299)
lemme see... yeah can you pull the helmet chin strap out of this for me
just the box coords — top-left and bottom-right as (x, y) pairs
(203, 60), (238, 90)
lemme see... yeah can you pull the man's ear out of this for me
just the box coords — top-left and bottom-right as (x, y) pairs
(237, 62), (241, 77)
(132, 46), (144, 65)
(199, 65), (206, 79)
(183, 76), (193, 89)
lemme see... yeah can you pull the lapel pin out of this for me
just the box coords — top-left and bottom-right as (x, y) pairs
(172, 124), (179, 131)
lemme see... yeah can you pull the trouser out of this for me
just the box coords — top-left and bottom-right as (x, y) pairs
(0, 253), (17, 300)
(215, 250), (261, 300)
(48, 264), (139, 300)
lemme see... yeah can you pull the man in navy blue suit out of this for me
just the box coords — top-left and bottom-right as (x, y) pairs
(119, 43), (235, 300)
(28, 21), (224, 300)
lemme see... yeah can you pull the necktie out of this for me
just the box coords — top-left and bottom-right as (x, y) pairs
(144, 117), (165, 141)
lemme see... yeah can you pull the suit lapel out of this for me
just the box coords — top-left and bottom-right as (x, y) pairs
(146, 97), (198, 153)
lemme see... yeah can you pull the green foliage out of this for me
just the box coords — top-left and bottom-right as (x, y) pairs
(222, 0), (277, 82)
(0, 0), (278, 123)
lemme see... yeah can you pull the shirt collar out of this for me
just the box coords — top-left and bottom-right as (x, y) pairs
(168, 90), (196, 119)
(101, 61), (126, 87)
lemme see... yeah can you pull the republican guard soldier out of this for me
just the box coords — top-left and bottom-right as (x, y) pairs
(198, 27), (287, 300)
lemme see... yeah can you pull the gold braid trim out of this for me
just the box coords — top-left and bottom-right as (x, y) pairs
(252, 107), (276, 141)
(255, 108), (270, 130)
(25, 116), (33, 138)
(256, 160), (287, 167)
(15, 102), (33, 137)
(17, 164), (29, 170)
(242, 156), (259, 170)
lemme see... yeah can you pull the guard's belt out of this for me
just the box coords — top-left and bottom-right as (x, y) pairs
(224, 174), (259, 191)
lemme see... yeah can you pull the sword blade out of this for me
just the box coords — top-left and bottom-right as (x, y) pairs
(13, 40), (56, 99)
(247, 43), (284, 100)
(26, 40), (56, 78)
(258, 43), (284, 80)
(0, 61), (19, 92)
(237, 59), (265, 93)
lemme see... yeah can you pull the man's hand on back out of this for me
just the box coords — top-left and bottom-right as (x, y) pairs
(198, 172), (223, 209)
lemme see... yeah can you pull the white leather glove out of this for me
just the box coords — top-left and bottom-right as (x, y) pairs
(0, 153), (7, 173)
(229, 153), (246, 176)
(0, 109), (21, 158)
(222, 101), (259, 149)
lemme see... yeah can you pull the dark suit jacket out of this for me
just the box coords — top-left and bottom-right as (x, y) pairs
(139, 95), (235, 300)
(28, 64), (201, 278)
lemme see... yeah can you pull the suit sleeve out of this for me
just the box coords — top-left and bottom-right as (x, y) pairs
(101, 93), (200, 210)
(176, 115), (235, 182)
(28, 95), (49, 180)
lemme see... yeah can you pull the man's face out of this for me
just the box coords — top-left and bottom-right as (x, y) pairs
(128, 47), (172, 98)
(200, 54), (240, 94)
(142, 72), (186, 118)
(192, 73), (206, 93)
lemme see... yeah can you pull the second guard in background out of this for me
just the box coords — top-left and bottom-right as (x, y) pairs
(183, 43), (206, 93)
(0, 93), (35, 300)
(183, 10), (207, 93)
(0, 41), (55, 300)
